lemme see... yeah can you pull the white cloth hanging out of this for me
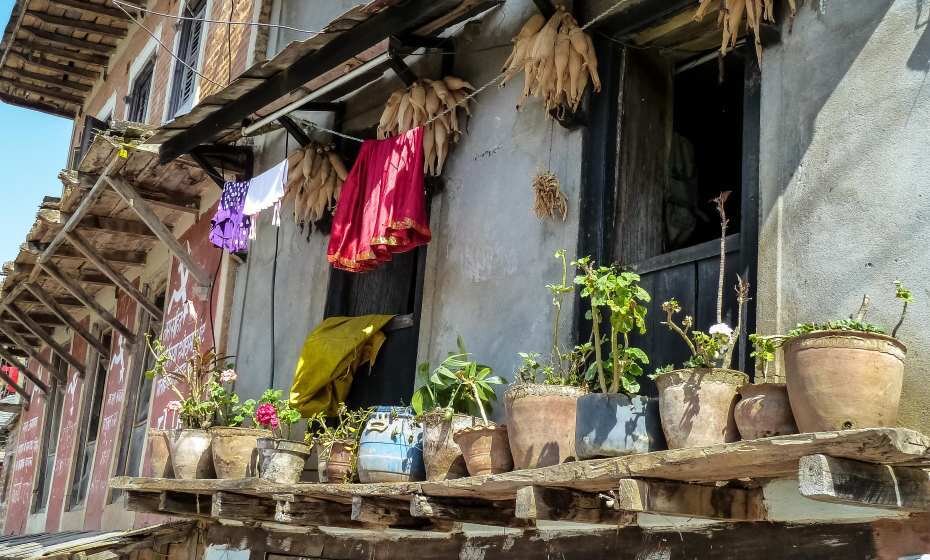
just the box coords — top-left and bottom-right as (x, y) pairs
(243, 159), (288, 238)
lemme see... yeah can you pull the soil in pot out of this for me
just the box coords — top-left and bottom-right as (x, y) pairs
(453, 424), (513, 476)
(505, 384), (586, 469)
(261, 440), (313, 484)
(320, 440), (355, 484)
(734, 383), (798, 440)
(421, 412), (477, 481)
(147, 429), (173, 478)
(784, 331), (905, 432)
(168, 429), (215, 479)
(575, 394), (665, 459)
(655, 368), (747, 449)
(211, 427), (270, 478)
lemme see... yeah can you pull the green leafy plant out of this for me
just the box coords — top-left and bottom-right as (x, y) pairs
(574, 256), (651, 395)
(307, 404), (373, 482)
(253, 389), (303, 440)
(208, 370), (256, 427)
(411, 337), (504, 424)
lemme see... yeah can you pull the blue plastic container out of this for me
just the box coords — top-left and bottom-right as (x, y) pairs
(575, 394), (666, 459)
(357, 406), (426, 483)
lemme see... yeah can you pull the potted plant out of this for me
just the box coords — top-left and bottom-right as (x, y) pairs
(652, 192), (750, 449)
(763, 283), (910, 433)
(207, 369), (269, 478)
(411, 338), (504, 480)
(505, 250), (589, 469)
(732, 335), (798, 440)
(311, 405), (373, 484)
(357, 405), (426, 483)
(145, 328), (223, 479)
(253, 389), (307, 484)
(572, 257), (665, 458)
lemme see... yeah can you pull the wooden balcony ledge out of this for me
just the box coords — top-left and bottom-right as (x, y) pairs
(112, 428), (930, 530)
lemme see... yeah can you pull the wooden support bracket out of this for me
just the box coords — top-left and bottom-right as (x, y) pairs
(0, 357), (33, 404)
(615, 479), (767, 521)
(351, 496), (434, 529)
(799, 454), (930, 512)
(4, 302), (84, 377)
(0, 319), (55, 372)
(0, 345), (48, 395)
(22, 282), (110, 359)
(275, 498), (361, 529)
(126, 491), (162, 513)
(212, 492), (276, 523)
(104, 176), (212, 287)
(38, 261), (136, 343)
(159, 492), (212, 518)
(64, 231), (163, 320)
(410, 494), (526, 528)
(515, 486), (636, 525)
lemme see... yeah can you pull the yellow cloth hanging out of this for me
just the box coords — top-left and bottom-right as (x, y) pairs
(289, 314), (394, 416)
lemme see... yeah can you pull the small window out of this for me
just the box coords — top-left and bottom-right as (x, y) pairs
(127, 58), (156, 123)
(31, 356), (66, 513)
(167, 0), (207, 119)
(69, 331), (112, 509)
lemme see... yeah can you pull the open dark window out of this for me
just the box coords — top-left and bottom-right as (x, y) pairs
(31, 356), (66, 513)
(71, 115), (109, 170)
(69, 330), (112, 509)
(167, 0), (207, 119)
(127, 58), (156, 123)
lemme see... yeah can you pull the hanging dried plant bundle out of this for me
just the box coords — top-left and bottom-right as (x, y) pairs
(532, 170), (568, 221)
(376, 76), (474, 176)
(501, 7), (600, 113)
(285, 142), (348, 227)
(695, 0), (798, 63)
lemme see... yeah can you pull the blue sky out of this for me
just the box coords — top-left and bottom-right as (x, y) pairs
(0, 0), (75, 267)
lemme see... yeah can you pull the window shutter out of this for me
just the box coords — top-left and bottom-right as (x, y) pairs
(168, 0), (207, 118)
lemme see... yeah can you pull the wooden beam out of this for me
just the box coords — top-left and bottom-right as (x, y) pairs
(38, 261), (135, 343)
(126, 491), (162, 513)
(22, 27), (117, 55)
(12, 265), (113, 287)
(799, 454), (930, 512)
(410, 495), (525, 528)
(26, 10), (128, 37)
(351, 497), (430, 529)
(0, 362), (32, 405)
(47, 0), (138, 21)
(73, 215), (158, 239)
(2, 66), (92, 93)
(7, 49), (100, 79)
(64, 231), (162, 320)
(14, 40), (109, 68)
(23, 282), (110, 358)
(0, 78), (83, 106)
(516, 486), (636, 525)
(0, 90), (74, 119)
(0, 319), (55, 372)
(4, 302), (82, 378)
(0, 345), (49, 395)
(29, 242), (147, 267)
(18, 292), (85, 309)
(275, 498), (362, 529)
(212, 492), (275, 523)
(74, 173), (202, 214)
(104, 176), (212, 287)
(615, 479), (767, 521)
(159, 492), (212, 518)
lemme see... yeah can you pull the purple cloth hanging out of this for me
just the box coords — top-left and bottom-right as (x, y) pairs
(210, 180), (251, 253)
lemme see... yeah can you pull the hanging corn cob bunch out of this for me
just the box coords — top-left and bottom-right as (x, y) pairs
(376, 76), (474, 176)
(500, 6), (600, 113)
(285, 142), (349, 227)
(695, 0), (797, 63)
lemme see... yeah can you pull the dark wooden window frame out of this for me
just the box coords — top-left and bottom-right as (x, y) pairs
(127, 57), (156, 123)
(30, 357), (65, 513)
(167, 0), (208, 119)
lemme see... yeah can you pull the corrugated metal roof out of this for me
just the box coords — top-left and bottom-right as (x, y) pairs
(0, 393), (21, 430)
(0, 521), (193, 559)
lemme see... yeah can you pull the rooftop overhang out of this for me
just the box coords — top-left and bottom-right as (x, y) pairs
(0, 521), (194, 559)
(0, 0), (145, 118)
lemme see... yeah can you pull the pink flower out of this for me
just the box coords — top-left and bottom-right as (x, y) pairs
(166, 400), (182, 412)
(255, 403), (279, 429)
(220, 369), (237, 383)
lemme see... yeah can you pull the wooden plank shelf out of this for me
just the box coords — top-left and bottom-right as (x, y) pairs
(112, 428), (930, 530)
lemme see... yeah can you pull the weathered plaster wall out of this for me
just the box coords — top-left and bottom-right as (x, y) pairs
(756, 0), (930, 434)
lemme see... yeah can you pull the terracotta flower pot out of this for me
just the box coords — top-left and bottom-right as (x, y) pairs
(734, 383), (798, 440)
(147, 429), (173, 478)
(261, 440), (313, 484)
(320, 440), (355, 484)
(784, 331), (905, 432)
(167, 428), (215, 479)
(453, 424), (513, 476)
(655, 368), (747, 449)
(505, 384), (586, 469)
(211, 427), (271, 479)
(421, 412), (477, 481)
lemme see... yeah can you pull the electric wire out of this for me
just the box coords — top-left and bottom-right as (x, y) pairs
(111, 0), (328, 35)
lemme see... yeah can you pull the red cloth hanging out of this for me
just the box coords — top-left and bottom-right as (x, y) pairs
(327, 127), (431, 272)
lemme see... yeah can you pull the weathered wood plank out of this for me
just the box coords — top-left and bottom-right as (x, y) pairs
(410, 495), (525, 527)
(799, 454), (930, 512)
(0, 318), (55, 372)
(73, 215), (158, 239)
(515, 486), (635, 525)
(275, 498), (362, 529)
(126, 491), (162, 513)
(23, 282), (110, 359)
(211, 491), (276, 522)
(351, 496), (426, 528)
(615, 479), (766, 521)
(159, 492), (211, 518)
(4, 301), (83, 377)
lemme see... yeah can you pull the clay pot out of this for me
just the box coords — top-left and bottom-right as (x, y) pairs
(575, 394), (666, 459)
(421, 412), (477, 481)
(320, 440), (355, 484)
(147, 429), (173, 478)
(167, 429), (215, 479)
(211, 427), (270, 478)
(655, 368), (747, 449)
(453, 424), (513, 476)
(784, 331), (905, 432)
(256, 437), (276, 476)
(261, 440), (313, 484)
(734, 383), (798, 440)
(505, 384), (586, 469)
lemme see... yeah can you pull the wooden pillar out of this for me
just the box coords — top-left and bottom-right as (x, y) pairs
(0, 361), (32, 404)
(4, 302), (84, 378)
(22, 282), (110, 359)
(64, 230), (163, 320)
(0, 320), (55, 373)
(104, 176), (212, 287)
(0, 345), (49, 395)
(38, 261), (135, 343)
